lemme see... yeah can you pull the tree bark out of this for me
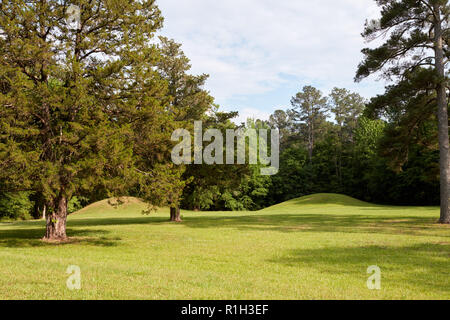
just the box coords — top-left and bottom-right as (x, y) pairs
(434, 4), (450, 224)
(170, 206), (182, 222)
(175, 206), (182, 222)
(44, 196), (68, 240)
(170, 207), (176, 221)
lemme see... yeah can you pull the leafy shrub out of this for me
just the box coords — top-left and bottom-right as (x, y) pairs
(68, 196), (89, 214)
(0, 192), (34, 220)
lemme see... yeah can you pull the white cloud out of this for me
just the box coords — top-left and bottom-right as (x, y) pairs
(157, 0), (385, 120)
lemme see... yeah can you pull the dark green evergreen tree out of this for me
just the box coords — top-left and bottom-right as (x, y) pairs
(0, 0), (179, 239)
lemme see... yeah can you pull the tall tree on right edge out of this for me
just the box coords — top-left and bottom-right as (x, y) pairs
(355, 0), (449, 224)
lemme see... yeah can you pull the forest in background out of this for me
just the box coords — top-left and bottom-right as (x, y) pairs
(1, 79), (442, 219)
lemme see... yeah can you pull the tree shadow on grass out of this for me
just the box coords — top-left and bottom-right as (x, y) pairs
(67, 216), (169, 227)
(181, 213), (449, 238)
(40, 212), (448, 239)
(1, 210), (447, 247)
(268, 243), (450, 295)
(0, 227), (120, 248)
(0, 216), (171, 248)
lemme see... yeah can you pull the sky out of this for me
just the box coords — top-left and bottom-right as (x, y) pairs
(157, 0), (387, 123)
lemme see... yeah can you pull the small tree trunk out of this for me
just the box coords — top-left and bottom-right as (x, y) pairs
(434, 4), (450, 224)
(44, 197), (68, 240)
(170, 206), (182, 222)
(175, 206), (182, 222)
(42, 205), (46, 220)
(170, 207), (176, 221)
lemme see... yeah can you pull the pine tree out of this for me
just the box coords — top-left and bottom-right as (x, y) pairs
(290, 86), (328, 163)
(356, 0), (449, 223)
(328, 88), (365, 187)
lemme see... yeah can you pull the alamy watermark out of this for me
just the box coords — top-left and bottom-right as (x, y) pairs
(171, 121), (280, 176)
(367, 265), (381, 290)
(66, 265), (81, 290)
(66, 4), (81, 30)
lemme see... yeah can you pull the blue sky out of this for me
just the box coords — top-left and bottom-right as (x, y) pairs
(157, 0), (387, 123)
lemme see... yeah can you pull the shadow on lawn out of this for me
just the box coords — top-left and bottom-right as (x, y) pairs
(59, 213), (446, 238)
(0, 215), (172, 248)
(1, 209), (447, 247)
(181, 213), (448, 238)
(0, 215), (174, 248)
(268, 243), (450, 294)
(68, 216), (169, 227)
(0, 227), (120, 248)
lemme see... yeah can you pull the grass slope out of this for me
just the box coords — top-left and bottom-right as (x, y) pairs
(0, 194), (448, 300)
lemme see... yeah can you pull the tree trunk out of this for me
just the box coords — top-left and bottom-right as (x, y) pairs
(170, 207), (176, 221)
(308, 118), (314, 163)
(170, 206), (182, 222)
(434, 4), (450, 224)
(175, 206), (182, 222)
(42, 205), (46, 220)
(44, 197), (68, 240)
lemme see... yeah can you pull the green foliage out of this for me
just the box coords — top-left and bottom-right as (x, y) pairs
(365, 68), (439, 169)
(263, 84), (441, 207)
(289, 85), (328, 161)
(0, 0), (191, 225)
(269, 147), (312, 203)
(354, 0), (448, 220)
(0, 192), (33, 220)
(67, 196), (89, 214)
(180, 80), (441, 210)
(0, 0), (444, 220)
(181, 108), (250, 211)
(354, 117), (386, 158)
(221, 164), (272, 211)
(355, 0), (449, 81)
(181, 117), (272, 211)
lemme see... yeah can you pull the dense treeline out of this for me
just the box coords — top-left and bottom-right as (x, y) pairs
(266, 86), (440, 207)
(3, 80), (440, 220)
(178, 85), (441, 212)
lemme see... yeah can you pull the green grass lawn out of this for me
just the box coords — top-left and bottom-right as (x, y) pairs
(0, 194), (449, 300)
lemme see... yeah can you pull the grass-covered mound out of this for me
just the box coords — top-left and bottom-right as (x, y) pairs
(0, 194), (448, 300)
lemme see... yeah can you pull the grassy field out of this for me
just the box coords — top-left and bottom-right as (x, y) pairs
(0, 193), (449, 300)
